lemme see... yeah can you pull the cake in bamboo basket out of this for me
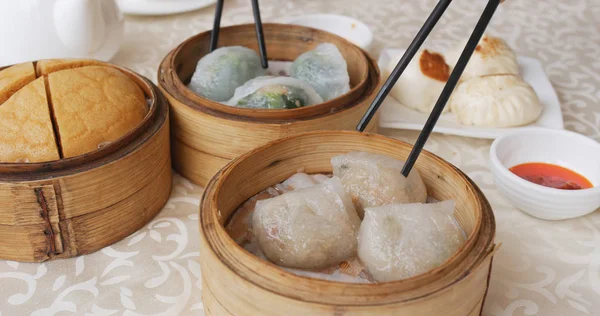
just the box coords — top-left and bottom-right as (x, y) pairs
(199, 131), (497, 316)
(0, 59), (172, 262)
(158, 23), (381, 186)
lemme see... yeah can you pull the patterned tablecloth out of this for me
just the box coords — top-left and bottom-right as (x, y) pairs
(2, 0), (599, 315)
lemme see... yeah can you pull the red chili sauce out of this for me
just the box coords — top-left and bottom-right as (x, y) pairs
(509, 162), (593, 190)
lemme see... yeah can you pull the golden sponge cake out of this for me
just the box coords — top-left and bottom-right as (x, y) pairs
(36, 59), (105, 76)
(0, 77), (59, 162)
(0, 60), (147, 163)
(0, 62), (36, 105)
(48, 66), (147, 158)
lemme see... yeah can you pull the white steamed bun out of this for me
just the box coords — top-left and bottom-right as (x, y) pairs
(446, 34), (519, 80)
(449, 74), (543, 127)
(386, 49), (451, 113)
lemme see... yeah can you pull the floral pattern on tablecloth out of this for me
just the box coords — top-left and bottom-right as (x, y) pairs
(1, 0), (599, 315)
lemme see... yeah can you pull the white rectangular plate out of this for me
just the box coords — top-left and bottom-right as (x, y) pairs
(377, 48), (564, 139)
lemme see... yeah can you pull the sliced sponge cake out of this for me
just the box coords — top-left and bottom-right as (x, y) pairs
(36, 59), (106, 76)
(0, 62), (36, 105)
(48, 66), (147, 158)
(0, 77), (60, 162)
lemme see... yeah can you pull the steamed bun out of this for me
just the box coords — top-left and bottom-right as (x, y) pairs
(449, 74), (542, 127)
(446, 34), (519, 80)
(387, 49), (451, 113)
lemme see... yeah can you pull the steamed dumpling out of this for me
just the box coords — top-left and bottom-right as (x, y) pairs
(331, 152), (427, 217)
(449, 74), (542, 127)
(276, 172), (329, 191)
(446, 34), (519, 80)
(386, 49), (451, 113)
(252, 177), (361, 269)
(358, 201), (465, 282)
(290, 43), (350, 101)
(227, 76), (323, 109)
(188, 46), (267, 101)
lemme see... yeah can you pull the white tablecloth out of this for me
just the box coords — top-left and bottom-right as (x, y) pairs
(1, 0), (599, 315)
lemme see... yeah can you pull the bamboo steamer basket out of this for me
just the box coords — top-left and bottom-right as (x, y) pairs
(199, 131), (497, 316)
(158, 23), (381, 186)
(0, 61), (172, 262)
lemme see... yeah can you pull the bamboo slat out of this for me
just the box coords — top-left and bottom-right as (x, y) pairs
(199, 131), (496, 315)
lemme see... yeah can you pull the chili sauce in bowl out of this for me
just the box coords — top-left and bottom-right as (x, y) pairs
(490, 128), (600, 220)
(509, 162), (593, 190)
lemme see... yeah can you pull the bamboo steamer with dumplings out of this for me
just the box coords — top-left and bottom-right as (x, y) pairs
(0, 59), (171, 262)
(158, 23), (381, 186)
(199, 131), (497, 316)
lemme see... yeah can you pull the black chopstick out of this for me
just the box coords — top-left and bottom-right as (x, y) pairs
(210, 0), (268, 68)
(355, 0), (452, 133)
(401, 0), (501, 177)
(251, 0), (268, 68)
(209, 0), (225, 52)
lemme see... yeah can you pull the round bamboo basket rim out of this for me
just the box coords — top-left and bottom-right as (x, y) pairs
(0, 62), (166, 182)
(200, 130), (496, 305)
(160, 45), (380, 125)
(0, 61), (162, 182)
(159, 23), (372, 122)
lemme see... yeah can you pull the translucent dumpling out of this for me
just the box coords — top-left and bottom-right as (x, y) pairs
(331, 151), (427, 217)
(449, 74), (542, 127)
(227, 76), (323, 109)
(188, 46), (266, 101)
(290, 43), (350, 101)
(357, 201), (465, 282)
(252, 176), (361, 269)
(277, 172), (322, 191)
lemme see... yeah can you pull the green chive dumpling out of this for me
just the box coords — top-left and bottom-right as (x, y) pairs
(226, 76), (323, 109)
(290, 43), (350, 101)
(188, 46), (267, 102)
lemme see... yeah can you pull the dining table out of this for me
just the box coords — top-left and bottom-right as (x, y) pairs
(1, 0), (599, 315)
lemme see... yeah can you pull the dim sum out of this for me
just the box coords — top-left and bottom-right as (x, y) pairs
(188, 46), (266, 101)
(252, 176), (360, 269)
(357, 200), (465, 282)
(227, 76), (323, 109)
(385, 49), (451, 113)
(290, 43), (350, 101)
(445, 34), (519, 80)
(331, 151), (427, 217)
(449, 74), (542, 127)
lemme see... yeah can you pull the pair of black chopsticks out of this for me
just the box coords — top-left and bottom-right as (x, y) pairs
(210, 0), (268, 68)
(357, 0), (503, 177)
(210, 0), (502, 177)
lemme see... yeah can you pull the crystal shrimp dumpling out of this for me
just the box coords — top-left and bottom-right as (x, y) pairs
(252, 177), (361, 269)
(358, 200), (466, 282)
(331, 151), (428, 217)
